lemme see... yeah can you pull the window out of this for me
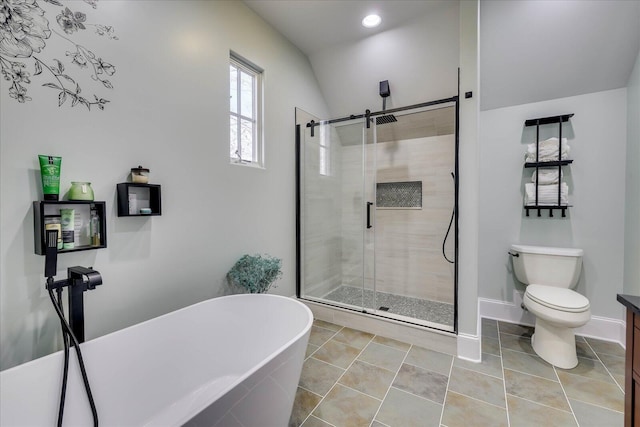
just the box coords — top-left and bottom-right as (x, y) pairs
(229, 53), (263, 166)
(319, 123), (331, 176)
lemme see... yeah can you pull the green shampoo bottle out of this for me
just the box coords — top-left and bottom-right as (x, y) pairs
(38, 155), (62, 201)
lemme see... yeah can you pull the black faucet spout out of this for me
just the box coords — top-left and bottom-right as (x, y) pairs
(68, 266), (103, 290)
(66, 266), (102, 344)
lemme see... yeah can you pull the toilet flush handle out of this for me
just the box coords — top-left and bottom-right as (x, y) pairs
(508, 251), (519, 257)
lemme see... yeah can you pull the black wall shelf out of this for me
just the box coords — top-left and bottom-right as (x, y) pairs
(523, 113), (574, 218)
(117, 183), (162, 217)
(34, 201), (107, 255)
(524, 114), (574, 127)
(524, 159), (573, 168)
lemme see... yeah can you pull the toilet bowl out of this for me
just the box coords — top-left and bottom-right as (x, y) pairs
(523, 284), (590, 368)
(510, 244), (590, 369)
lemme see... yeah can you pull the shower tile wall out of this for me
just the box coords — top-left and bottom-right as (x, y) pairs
(341, 134), (456, 304)
(302, 123), (344, 299)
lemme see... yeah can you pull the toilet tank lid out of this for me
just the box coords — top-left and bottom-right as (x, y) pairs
(510, 244), (583, 257)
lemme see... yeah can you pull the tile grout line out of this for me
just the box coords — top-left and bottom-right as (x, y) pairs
(505, 392), (575, 414)
(300, 332), (376, 427)
(501, 365), (559, 383)
(386, 385), (448, 408)
(307, 324), (343, 358)
(581, 338), (626, 394)
(497, 320), (512, 427)
(369, 342), (413, 426)
(308, 355), (351, 372)
(445, 390), (510, 412)
(355, 357), (397, 374)
(306, 415), (338, 427)
(567, 396), (625, 415)
(552, 362), (581, 426)
(334, 383), (383, 403)
(557, 366), (624, 386)
(454, 362), (504, 381)
(438, 352), (455, 425)
(370, 338), (411, 353)
(297, 325), (344, 426)
(297, 385), (323, 399)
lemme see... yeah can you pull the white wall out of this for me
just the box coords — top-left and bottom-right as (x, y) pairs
(624, 50), (640, 296)
(0, 0), (328, 370)
(309, 1), (460, 119)
(457, 0), (480, 356)
(478, 89), (627, 320)
(480, 0), (640, 111)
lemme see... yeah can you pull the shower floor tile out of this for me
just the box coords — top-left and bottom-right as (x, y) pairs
(322, 285), (454, 327)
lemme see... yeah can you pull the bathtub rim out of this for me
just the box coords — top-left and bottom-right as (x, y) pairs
(1, 294), (313, 425)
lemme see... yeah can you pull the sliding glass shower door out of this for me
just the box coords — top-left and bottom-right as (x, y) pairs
(297, 109), (367, 311)
(296, 102), (457, 332)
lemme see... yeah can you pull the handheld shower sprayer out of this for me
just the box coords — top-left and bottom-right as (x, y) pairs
(442, 172), (455, 264)
(44, 229), (58, 280)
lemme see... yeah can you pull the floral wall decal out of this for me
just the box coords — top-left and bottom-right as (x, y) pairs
(0, 0), (117, 110)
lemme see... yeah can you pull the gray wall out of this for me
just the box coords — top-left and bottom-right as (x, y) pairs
(624, 51), (640, 296)
(0, 1), (328, 370)
(478, 88), (628, 320)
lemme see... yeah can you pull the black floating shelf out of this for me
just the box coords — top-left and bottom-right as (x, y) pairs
(116, 183), (162, 217)
(524, 159), (573, 168)
(524, 114), (574, 127)
(524, 205), (571, 218)
(33, 201), (107, 255)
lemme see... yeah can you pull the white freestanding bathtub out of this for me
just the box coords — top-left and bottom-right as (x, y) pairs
(0, 294), (313, 426)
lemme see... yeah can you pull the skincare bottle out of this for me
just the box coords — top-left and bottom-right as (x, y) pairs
(90, 208), (101, 246)
(60, 208), (75, 249)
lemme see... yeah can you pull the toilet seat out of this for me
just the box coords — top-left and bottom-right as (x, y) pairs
(525, 284), (590, 313)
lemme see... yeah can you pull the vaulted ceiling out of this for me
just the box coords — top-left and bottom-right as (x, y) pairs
(243, 0), (640, 111)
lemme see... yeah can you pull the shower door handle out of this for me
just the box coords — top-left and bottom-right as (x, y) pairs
(366, 202), (373, 229)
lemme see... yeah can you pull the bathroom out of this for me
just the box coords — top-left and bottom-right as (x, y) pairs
(1, 0), (639, 425)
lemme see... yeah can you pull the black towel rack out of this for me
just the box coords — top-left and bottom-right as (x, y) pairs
(523, 113), (574, 217)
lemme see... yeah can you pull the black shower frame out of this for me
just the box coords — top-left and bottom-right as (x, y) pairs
(295, 95), (460, 335)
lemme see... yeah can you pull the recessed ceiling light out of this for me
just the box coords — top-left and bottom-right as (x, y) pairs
(362, 14), (382, 28)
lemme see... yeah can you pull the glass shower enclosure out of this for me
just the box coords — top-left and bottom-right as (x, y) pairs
(296, 98), (458, 332)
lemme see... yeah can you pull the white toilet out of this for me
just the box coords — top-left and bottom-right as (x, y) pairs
(509, 244), (590, 369)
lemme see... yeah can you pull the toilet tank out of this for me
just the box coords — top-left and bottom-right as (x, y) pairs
(509, 244), (583, 289)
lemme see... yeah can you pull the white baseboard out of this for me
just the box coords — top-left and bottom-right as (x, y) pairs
(457, 333), (481, 362)
(479, 295), (626, 348)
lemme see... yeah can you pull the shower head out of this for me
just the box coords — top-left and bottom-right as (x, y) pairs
(376, 114), (397, 125)
(377, 80), (397, 125)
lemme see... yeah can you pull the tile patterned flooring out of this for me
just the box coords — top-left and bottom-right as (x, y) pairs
(290, 318), (626, 427)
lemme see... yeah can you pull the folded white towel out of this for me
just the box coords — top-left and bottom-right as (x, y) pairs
(524, 182), (569, 206)
(531, 168), (562, 185)
(525, 137), (570, 162)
